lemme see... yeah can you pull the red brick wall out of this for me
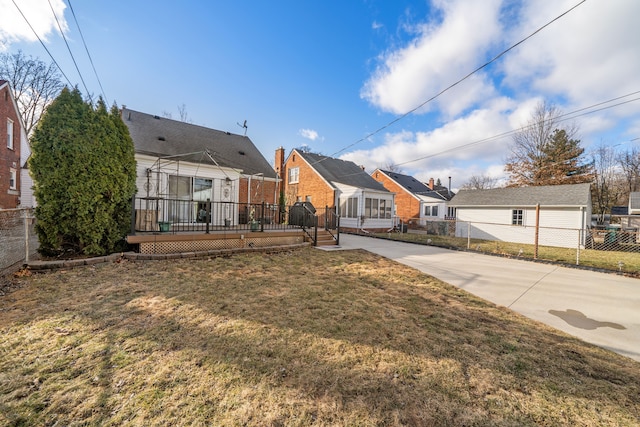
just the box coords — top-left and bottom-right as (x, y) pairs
(283, 150), (336, 209)
(239, 177), (277, 205)
(371, 169), (420, 222)
(0, 85), (21, 209)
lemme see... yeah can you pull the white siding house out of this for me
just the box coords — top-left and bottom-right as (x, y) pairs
(448, 183), (592, 248)
(335, 182), (395, 231)
(123, 108), (277, 230)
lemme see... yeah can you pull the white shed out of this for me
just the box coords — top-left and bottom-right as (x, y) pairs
(448, 183), (592, 248)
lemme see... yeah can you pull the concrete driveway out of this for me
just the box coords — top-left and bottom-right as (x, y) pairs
(330, 234), (640, 363)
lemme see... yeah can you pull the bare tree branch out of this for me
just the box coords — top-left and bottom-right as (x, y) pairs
(0, 51), (64, 137)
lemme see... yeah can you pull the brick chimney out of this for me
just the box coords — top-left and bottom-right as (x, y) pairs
(275, 147), (286, 202)
(275, 147), (285, 177)
(428, 177), (434, 190)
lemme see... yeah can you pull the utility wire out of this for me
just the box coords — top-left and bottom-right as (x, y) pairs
(394, 91), (640, 167)
(67, 0), (108, 104)
(47, 0), (92, 101)
(332, 90), (640, 179)
(315, 0), (588, 164)
(11, 0), (73, 87)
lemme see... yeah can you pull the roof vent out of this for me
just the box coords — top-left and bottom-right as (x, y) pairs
(226, 132), (231, 135)
(153, 115), (160, 119)
(158, 136), (165, 141)
(238, 150), (245, 155)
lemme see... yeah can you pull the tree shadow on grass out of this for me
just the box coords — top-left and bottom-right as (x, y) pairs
(2, 249), (640, 425)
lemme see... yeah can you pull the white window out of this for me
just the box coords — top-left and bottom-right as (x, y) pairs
(9, 168), (17, 190)
(364, 197), (392, 218)
(512, 209), (524, 226)
(424, 205), (440, 217)
(340, 197), (358, 218)
(288, 167), (299, 184)
(7, 119), (14, 150)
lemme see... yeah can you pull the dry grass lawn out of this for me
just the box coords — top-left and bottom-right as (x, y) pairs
(1, 247), (638, 426)
(374, 232), (640, 276)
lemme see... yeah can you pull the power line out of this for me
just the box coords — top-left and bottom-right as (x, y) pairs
(11, 0), (73, 87)
(67, 0), (108, 104)
(394, 91), (640, 168)
(47, 0), (92, 100)
(317, 0), (588, 164)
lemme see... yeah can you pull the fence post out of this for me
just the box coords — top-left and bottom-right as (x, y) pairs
(534, 203), (540, 260)
(260, 202), (265, 232)
(576, 229), (581, 265)
(130, 194), (136, 236)
(205, 199), (211, 234)
(24, 209), (30, 263)
(467, 221), (471, 249)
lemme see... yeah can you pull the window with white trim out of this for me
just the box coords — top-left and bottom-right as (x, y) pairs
(364, 197), (392, 218)
(512, 209), (524, 226)
(7, 119), (14, 150)
(288, 167), (299, 184)
(424, 205), (438, 217)
(9, 168), (17, 190)
(340, 197), (358, 218)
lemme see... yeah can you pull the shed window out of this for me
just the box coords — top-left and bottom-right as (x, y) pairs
(512, 209), (524, 226)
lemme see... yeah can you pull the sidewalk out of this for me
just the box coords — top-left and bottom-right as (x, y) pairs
(332, 234), (640, 362)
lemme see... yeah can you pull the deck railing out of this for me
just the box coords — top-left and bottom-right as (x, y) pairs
(131, 197), (301, 234)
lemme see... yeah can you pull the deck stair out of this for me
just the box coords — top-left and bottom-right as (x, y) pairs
(312, 229), (338, 246)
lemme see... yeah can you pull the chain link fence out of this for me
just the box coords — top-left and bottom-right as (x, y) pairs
(401, 219), (640, 274)
(0, 208), (39, 275)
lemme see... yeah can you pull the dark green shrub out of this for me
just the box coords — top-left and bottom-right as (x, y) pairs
(29, 88), (136, 256)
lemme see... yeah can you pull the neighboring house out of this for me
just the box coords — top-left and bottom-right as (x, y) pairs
(448, 183), (592, 248)
(630, 192), (640, 215)
(0, 80), (27, 209)
(123, 107), (277, 227)
(371, 169), (454, 225)
(611, 193), (640, 240)
(276, 148), (395, 232)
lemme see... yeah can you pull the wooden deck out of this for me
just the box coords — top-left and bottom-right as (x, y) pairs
(127, 229), (309, 254)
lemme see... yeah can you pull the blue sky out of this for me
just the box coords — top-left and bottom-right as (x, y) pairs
(2, 0), (639, 190)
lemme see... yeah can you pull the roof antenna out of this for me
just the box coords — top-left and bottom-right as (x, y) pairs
(237, 119), (248, 135)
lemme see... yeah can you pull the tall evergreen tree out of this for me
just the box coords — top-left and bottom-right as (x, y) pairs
(536, 129), (593, 185)
(29, 88), (136, 256)
(505, 101), (592, 186)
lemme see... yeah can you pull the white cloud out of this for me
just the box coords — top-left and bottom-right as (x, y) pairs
(342, 100), (522, 186)
(360, 0), (503, 116)
(352, 0), (640, 187)
(298, 128), (320, 141)
(502, 0), (640, 109)
(0, 0), (67, 51)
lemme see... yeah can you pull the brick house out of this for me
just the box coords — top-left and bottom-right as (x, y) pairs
(276, 148), (395, 232)
(371, 169), (455, 226)
(123, 107), (277, 227)
(0, 80), (26, 209)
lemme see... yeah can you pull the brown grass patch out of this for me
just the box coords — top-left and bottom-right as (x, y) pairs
(1, 248), (638, 426)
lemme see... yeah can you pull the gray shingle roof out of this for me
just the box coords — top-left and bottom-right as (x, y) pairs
(448, 183), (592, 207)
(122, 108), (276, 178)
(378, 169), (454, 201)
(296, 151), (389, 192)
